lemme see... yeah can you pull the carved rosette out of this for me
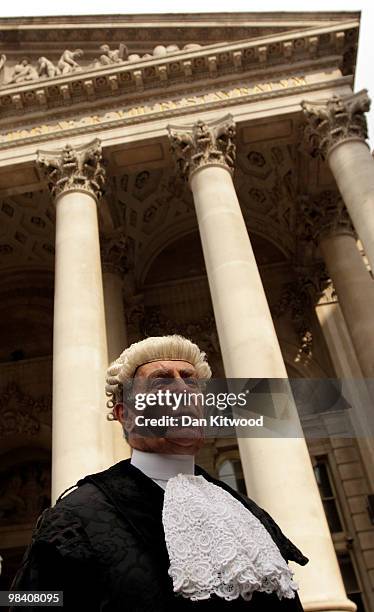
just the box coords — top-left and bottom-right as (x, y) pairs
(301, 89), (370, 159)
(299, 191), (355, 243)
(36, 138), (105, 202)
(100, 230), (134, 276)
(168, 114), (236, 180)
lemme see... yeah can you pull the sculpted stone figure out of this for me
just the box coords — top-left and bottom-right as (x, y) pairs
(57, 49), (83, 74)
(152, 43), (201, 57)
(37, 56), (60, 79)
(9, 58), (39, 83)
(127, 42), (202, 63)
(97, 43), (128, 66)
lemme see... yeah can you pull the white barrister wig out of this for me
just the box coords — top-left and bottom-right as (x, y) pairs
(105, 334), (212, 415)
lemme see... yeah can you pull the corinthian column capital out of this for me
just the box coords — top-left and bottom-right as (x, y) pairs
(36, 138), (105, 202)
(300, 191), (355, 243)
(167, 114), (236, 180)
(301, 89), (370, 159)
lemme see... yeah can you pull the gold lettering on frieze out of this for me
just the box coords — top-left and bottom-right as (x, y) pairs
(0, 76), (307, 145)
(254, 83), (273, 92)
(292, 76), (307, 86)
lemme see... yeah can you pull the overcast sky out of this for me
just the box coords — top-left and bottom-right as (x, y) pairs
(1, 0), (373, 143)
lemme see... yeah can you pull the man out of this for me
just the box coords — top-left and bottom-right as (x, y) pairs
(10, 335), (308, 611)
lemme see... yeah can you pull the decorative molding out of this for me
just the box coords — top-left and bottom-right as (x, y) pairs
(36, 139), (105, 202)
(272, 263), (332, 359)
(141, 306), (221, 360)
(299, 190), (355, 243)
(0, 76), (316, 148)
(168, 115), (235, 179)
(0, 460), (51, 524)
(301, 89), (370, 159)
(1, 43), (204, 88)
(0, 381), (51, 438)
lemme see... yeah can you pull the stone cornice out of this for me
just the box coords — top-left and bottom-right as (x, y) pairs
(0, 14), (360, 44)
(0, 20), (358, 123)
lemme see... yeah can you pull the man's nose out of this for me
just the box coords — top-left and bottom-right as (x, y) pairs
(169, 375), (189, 391)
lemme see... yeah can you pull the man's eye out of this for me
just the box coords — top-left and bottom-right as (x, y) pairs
(152, 378), (170, 386)
(185, 378), (199, 387)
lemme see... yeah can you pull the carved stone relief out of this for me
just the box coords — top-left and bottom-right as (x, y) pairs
(0, 461), (51, 524)
(0, 42), (203, 88)
(299, 190), (355, 244)
(140, 306), (223, 374)
(235, 143), (296, 256)
(0, 381), (51, 439)
(8, 59), (39, 84)
(272, 264), (332, 360)
(100, 230), (135, 276)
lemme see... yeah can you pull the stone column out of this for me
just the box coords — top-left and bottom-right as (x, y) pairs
(315, 286), (374, 491)
(37, 140), (113, 502)
(100, 229), (132, 461)
(301, 191), (374, 379)
(168, 117), (354, 612)
(302, 89), (374, 272)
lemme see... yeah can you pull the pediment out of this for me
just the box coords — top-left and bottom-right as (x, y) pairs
(0, 12), (360, 154)
(0, 12), (360, 87)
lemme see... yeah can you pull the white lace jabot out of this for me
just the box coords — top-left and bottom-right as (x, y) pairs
(162, 473), (299, 603)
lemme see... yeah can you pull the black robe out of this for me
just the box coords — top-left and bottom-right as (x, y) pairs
(10, 459), (309, 611)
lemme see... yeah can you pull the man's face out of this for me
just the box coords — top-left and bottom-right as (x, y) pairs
(114, 360), (205, 455)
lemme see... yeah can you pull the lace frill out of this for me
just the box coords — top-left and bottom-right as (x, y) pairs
(163, 474), (299, 602)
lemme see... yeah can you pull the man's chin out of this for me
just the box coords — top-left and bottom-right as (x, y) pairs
(165, 434), (205, 454)
(129, 434), (204, 454)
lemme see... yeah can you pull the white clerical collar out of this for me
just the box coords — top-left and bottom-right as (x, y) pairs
(131, 449), (194, 482)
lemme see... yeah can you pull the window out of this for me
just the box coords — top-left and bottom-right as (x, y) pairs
(313, 458), (343, 533)
(313, 456), (368, 612)
(339, 553), (366, 612)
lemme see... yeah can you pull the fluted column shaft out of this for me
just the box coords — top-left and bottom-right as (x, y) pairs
(103, 272), (128, 360)
(301, 191), (374, 379)
(320, 232), (374, 378)
(329, 141), (374, 272)
(37, 140), (113, 502)
(302, 89), (374, 272)
(168, 117), (354, 612)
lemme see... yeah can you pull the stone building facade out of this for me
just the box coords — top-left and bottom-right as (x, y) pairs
(0, 11), (374, 612)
